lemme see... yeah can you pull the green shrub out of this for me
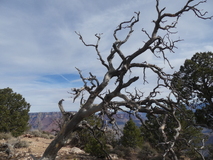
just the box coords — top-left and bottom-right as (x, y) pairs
(0, 88), (30, 137)
(84, 137), (108, 158)
(76, 115), (112, 158)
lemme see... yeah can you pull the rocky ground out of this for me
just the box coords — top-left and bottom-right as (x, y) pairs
(0, 135), (118, 160)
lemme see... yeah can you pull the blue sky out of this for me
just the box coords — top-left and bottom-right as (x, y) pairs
(0, 0), (213, 112)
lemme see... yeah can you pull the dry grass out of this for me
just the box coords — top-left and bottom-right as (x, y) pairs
(0, 136), (73, 160)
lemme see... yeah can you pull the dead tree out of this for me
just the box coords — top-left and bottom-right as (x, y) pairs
(37, 0), (212, 159)
(58, 99), (75, 124)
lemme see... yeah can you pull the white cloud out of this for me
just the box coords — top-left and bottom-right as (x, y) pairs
(0, 0), (212, 112)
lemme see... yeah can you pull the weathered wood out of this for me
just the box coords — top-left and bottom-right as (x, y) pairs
(38, 1), (212, 159)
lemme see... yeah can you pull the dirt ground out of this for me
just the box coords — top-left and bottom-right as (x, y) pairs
(0, 136), (95, 160)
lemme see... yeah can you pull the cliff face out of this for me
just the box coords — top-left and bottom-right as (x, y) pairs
(29, 112), (63, 132)
(28, 112), (144, 133)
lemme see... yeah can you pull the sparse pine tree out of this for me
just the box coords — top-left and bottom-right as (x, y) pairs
(120, 119), (143, 148)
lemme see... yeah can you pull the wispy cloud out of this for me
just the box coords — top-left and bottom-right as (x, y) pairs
(0, 0), (212, 112)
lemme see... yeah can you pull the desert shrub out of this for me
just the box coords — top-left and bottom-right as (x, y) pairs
(7, 138), (29, 148)
(41, 131), (55, 139)
(112, 146), (125, 158)
(49, 135), (55, 139)
(29, 130), (53, 139)
(114, 150), (125, 158)
(30, 130), (42, 137)
(41, 134), (50, 139)
(0, 132), (13, 140)
(7, 138), (18, 145)
(14, 140), (29, 148)
(137, 142), (158, 160)
(112, 145), (135, 158)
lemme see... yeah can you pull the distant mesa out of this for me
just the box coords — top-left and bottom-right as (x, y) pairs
(28, 112), (145, 133)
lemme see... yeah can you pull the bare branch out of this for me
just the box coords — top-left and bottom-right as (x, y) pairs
(40, 1), (212, 159)
(75, 32), (109, 69)
(81, 120), (112, 160)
